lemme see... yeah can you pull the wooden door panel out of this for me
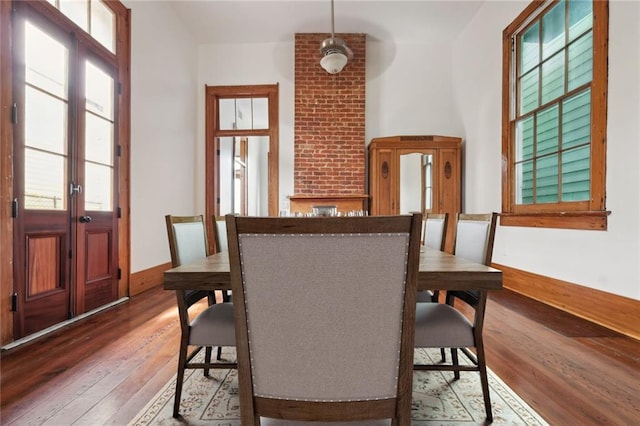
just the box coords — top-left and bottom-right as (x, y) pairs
(439, 149), (461, 253)
(27, 235), (63, 296)
(21, 230), (69, 336)
(86, 231), (110, 279)
(78, 215), (117, 313)
(375, 149), (394, 215)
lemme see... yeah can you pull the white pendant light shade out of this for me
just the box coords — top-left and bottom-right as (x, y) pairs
(319, 0), (353, 74)
(320, 51), (348, 74)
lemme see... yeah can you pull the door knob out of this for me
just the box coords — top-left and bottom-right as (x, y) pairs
(79, 215), (92, 223)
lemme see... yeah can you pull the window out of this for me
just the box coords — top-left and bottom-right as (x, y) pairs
(501, 0), (609, 230)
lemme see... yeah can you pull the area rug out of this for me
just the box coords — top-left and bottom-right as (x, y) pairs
(129, 348), (548, 425)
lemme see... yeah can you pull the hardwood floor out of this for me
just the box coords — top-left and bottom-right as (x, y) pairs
(1, 286), (639, 425)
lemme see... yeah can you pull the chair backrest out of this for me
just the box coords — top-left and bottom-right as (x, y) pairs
(226, 213), (422, 424)
(423, 213), (448, 251)
(165, 215), (209, 268)
(453, 213), (498, 266)
(212, 215), (228, 252)
(448, 213), (497, 329)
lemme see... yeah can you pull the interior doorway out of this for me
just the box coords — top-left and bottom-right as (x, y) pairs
(205, 84), (279, 232)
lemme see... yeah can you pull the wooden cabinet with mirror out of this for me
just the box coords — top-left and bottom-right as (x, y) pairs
(368, 135), (462, 252)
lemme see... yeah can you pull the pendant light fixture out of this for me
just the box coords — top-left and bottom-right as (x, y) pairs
(319, 0), (353, 74)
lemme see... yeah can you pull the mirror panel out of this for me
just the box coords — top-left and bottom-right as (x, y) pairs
(399, 152), (434, 214)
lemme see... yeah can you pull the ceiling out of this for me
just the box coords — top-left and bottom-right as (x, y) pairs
(167, 0), (485, 45)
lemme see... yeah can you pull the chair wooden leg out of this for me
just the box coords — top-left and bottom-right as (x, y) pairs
(440, 347), (446, 363)
(204, 346), (212, 377)
(476, 341), (493, 422)
(451, 348), (460, 380)
(173, 342), (189, 418)
(216, 346), (222, 360)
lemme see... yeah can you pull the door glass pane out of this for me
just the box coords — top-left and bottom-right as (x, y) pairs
(542, 0), (565, 60)
(85, 113), (113, 165)
(234, 139), (245, 214)
(252, 98), (269, 129)
(91, 0), (116, 53)
(25, 87), (67, 155)
(84, 163), (112, 211)
(246, 136), (269, 216)
(85, 60), (114, 211)
(235, 98), (252, 130)
(219, 99), (236, 130)
(86, 61), (114, 120)
(25, 149), (66, 210)
(60, 0), (88, 31)
(219, 98), (268, 130)
(24, 21), (69, 211)
(218, 136), (269, 216)
(218, 137), (235, 214)
(26, 22), (68, 99)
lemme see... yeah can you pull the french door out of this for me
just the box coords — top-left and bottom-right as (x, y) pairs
(12, 3), (119, 338)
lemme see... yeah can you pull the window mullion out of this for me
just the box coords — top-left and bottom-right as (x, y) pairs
(557, 100), (563, 202)
(537, 18), (542, 112)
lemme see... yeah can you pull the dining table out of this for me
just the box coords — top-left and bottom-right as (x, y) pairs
(163, 248), (503, 292)
(163, 246), (501, 424)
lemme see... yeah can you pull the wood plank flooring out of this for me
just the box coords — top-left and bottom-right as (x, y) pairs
(1, 286), (639, 425)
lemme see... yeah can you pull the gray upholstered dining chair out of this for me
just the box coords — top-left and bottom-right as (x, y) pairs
(226, 213), (423, 425)
(165, 215), (236, 419)
(417, 212), (449, 303)
(212, 215), (232, 302)
(212, 215), (228, 253)
(422, 212), (448, 251)
(413, 212), (498, 422)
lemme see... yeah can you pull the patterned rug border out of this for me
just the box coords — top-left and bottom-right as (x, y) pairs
(130, 349), (549, 425)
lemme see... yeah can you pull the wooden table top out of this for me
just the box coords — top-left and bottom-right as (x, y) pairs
(163, 248), (502, 292)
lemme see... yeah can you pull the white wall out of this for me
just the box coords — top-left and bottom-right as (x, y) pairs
(452, 0), (640, 299)
(197, 42), (296, 213)
(127, 0), (199, 272)
(366, 40), (464, 140)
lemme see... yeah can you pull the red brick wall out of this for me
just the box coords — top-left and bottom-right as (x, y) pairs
(294, 33), (366, 195)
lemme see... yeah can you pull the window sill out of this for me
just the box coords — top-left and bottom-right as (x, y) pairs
(499, 211), (610, 230)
